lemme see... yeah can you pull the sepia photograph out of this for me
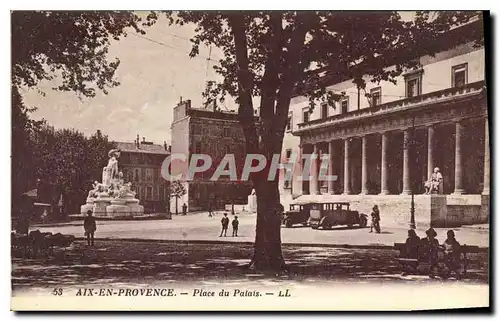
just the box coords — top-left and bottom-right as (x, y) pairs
(10, 9), (490, 311)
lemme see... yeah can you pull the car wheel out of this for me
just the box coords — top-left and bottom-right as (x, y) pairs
(359, 217), (367, 228)
(285, 219), (292, 228)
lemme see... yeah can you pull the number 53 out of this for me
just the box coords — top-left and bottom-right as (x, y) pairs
(52, 288), (63, 296)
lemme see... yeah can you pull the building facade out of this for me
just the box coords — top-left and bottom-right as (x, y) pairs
(171, 100), (254, 212)
(280, 19), (489, 227)
(116, 136), (170, 213)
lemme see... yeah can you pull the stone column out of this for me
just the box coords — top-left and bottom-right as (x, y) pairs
(427, 125), (435, 180)
(361, 135), (369, 194)
(310, 143), (320, 195)
(380, 132), (389, 195)
(297, 144), (304, 195)
(401, 129), (411, 195)
(328, 140), (335, 194)
(483, 118), (490, 195)
(453, 121), (464, 195)
(343, 138), (351, 195)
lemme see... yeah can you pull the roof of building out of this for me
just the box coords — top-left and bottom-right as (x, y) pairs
(115, 141), (170, 155)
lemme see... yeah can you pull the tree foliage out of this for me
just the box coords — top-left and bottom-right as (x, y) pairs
(31, 127), (116, 215)
(12, 11), (145, 97)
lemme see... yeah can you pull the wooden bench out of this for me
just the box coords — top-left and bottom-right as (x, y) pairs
(394, 242), (486, 277)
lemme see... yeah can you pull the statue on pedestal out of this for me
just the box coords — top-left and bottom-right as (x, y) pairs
(424, 167), (443, 194)
(102, 149), (121, 187)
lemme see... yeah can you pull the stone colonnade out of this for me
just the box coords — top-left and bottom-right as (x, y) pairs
(300, 117), (489, 196)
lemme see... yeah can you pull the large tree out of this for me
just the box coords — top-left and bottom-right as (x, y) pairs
(151, 11), (484, 272)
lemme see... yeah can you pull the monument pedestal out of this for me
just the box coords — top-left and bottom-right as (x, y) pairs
(93, 197), (112, 217)
(106, 199), (131, 217)
(80, 198), (95, 215)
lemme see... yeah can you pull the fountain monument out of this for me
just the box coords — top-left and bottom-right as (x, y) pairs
(80, 149), (144, 218)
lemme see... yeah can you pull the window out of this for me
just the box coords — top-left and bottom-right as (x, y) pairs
(194, 141), (202, 154)
(193, 127), (201, 135)
(405, 72), (422, 98)
(302, 109), (309, 123)
(452, 63), (468, 87)
(286, 114), (292, 132)
(223, 127), (230, 137)
(340, 98), (349, 114)
(370, 87), (382, 106)
(141, 168), (145, 180)
(146, 168), (153, 181)
(135, 169), (140, 182)
(159, 186), (164, 201)
(146, 187), (153, 200)
(285, 149), (292, 160)
(320, 103), (328, 119)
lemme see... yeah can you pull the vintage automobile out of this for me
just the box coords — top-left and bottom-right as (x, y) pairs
(307, 202), (368, 229)
(281, 203), (311, 228)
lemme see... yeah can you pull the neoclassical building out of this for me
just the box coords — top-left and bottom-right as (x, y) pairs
(281, 19), (489, 227)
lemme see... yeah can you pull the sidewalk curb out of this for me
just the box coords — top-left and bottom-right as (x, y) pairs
(73, 237), (489, 251)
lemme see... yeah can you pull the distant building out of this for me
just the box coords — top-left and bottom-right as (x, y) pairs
(115, 136), (170, 213)
(170, 99), (254, 212)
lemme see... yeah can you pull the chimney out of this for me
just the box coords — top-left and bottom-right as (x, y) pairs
(186, 99), (191, 109)
(164, 141), (167, 151)
(142, 137), (146, 144)
(136, 134), (140, 148)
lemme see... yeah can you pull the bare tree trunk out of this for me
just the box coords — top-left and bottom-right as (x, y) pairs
(249, 179), (286, 273)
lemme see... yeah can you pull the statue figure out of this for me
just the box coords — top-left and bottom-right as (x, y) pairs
(118, 171), (124, 186)
(87, 181), (100, 199)
(102, 149), (121, 186)
(425, 167), (443, 194)
(251, 188), (256, 196)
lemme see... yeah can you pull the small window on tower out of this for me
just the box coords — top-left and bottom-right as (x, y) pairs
(452, 63), (468, 87)
(286, 114), (292, 132)
(340, 98), (349, 114)
(370, 87), (382, 106)
(302, 108), (309, 123)
(321, 103), (328, 119)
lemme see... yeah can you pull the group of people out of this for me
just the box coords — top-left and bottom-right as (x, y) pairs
(219, 213), (239, 237)
(403, 227), (462, 278)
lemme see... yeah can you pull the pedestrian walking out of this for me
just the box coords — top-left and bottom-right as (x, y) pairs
(83, 210), (97, 246)
(232, 216), (239, 237)
(182, 203), (187, 216)
(208, 202), (213, 218)
(220, 213), (229, 237)
(369, 205), (381, 233)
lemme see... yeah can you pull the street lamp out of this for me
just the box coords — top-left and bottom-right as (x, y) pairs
(409, 115), (416, 230)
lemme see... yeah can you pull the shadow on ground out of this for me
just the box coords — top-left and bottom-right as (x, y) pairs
(12, 240), (488, 290)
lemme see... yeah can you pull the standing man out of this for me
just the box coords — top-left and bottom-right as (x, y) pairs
(369, 205), (381, 233)
(208, 201), (213, 218)
(220, 213), (229, 237)
(232, 216), (239, 237)
(83, 210), (97, 246)
(182, 203), (187, 216)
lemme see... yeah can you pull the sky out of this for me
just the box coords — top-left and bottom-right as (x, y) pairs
(20, 13), (235, 145)
(20, 11), (419, 145)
